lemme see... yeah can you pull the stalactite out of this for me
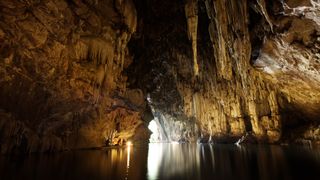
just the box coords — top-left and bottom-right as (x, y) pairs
(256, 0), (274, 32)
(0, 0), (150, 153)
(168, 0), (286, 142)
(185, 0), (199, 76)
(116, 32), (129, 71)
(87, 38), (115, 66)
(0, 0), (319, 153)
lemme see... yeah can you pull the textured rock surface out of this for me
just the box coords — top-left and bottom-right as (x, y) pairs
(0, 0), (320, 153)
(128, 0), (319, 144)
(0, 0), (151, 153)
(129, 0), (282, 143)
(253, 0), (320, 119)
(185, 0), (199, 76)
(250, 0), (320, 144)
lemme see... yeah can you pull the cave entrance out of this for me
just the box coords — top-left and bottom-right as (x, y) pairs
(148, 118), (167, 142)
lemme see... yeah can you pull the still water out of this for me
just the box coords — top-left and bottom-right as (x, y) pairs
(0, 143), (320, 180)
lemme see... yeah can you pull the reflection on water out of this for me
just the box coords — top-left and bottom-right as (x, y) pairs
(148, 143), (201, 180)
(147, 144), (320, 180)
(0, 144), (320, 180)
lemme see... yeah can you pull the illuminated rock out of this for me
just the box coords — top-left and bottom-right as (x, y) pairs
(0, 0), (320, 153)
(0, 0), (149, 153)
(185, 0), (199, 76)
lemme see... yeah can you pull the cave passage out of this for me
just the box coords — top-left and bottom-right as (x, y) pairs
(0, 0), (319, 155)
(148, 119), (163, 142)
(1, 0), (320, 179)
(1, 144), (320, 180)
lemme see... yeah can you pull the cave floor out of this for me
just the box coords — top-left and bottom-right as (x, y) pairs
(0, 143), (319, 180)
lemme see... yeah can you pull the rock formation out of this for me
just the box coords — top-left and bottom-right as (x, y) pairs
(185, 0), (199, 76)
(0, 0), (319, 153)
(128, 0), (320, 145)
(0, 0), (151, 153)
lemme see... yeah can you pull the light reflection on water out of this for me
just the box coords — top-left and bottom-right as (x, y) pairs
(147, 143), (201, 180)
(0, 144), (320, 180)
(146, 143), (320, 180)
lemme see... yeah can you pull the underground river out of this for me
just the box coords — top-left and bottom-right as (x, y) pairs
(1, 143), (320, 180)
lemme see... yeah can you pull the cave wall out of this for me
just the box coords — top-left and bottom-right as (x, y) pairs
(128, 0), (282, 143)
(128, 0), (320, 144)
(0, 0), (319, 153)
(196, 0), (320, 144)
(251, 0), (320, 144)
(183, 0), (282, 142)
(0, 0), (152, 153)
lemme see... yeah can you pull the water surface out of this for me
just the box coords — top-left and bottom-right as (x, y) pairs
(0, 144), (320, 180)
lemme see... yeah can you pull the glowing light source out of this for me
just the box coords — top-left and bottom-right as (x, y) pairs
(126, 141), (133, 146)
(148, 120), (158, 134)
(148, 120), (160, 142)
